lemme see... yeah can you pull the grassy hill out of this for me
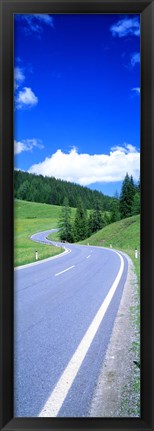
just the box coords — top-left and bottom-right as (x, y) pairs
(80, 214), (140, 281)
(80, 214), (140, 250)
(14, 199), (140, 274)
(14, 199), (76, 267)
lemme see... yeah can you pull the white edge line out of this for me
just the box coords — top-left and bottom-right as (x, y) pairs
(39, 250), (124, 417)
(55, 265), (75, 277)
(14, 247), (71, 271)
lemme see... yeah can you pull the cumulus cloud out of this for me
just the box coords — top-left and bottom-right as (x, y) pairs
(130, 52), (140, 67)
(111, 143), (137, 154)
(131, 87), (140, 95)
(28, 145), (140, 185)
(18, 14), (54, 36)
(110, 17), (140, 38)
(15, 87), (38, 109)
(14, 139), (44, 155)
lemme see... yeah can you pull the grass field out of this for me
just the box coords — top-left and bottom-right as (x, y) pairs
(14, 199), (67, 266)
(80, 214), (140, 280)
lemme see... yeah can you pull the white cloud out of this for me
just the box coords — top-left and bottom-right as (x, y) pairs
(19, 14), (54, 35)
(14, 139), (44, 155)
(15, 87), (38, 109)
(131, 87), (140, 95)
(14, 67), (25, 83)
(28, 145), (140, 185)
(130, 52), (140, 67)
(110, 17), (140, 38)
(111, 143), (137, 154)
(14, 67), (25, 89)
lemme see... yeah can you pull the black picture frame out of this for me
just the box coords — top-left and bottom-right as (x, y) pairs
(0, 0), (153, 430)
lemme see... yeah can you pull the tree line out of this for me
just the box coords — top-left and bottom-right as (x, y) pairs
(59, 173), (140, 242)
(14, 170), (113, 211)
(14, 170), (140, 243)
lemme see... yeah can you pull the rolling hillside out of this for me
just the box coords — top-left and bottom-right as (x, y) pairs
(80, 214), (140, 281)
(14, 199), (76, 267)
(80, 214), (140, 250)
(14, 199), (140, 276)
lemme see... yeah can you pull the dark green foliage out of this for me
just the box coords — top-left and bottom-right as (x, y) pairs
(88, 200), (105, 235)
(110, 197), (120, 223)
(14, 170), (113, 211)
(16, 180), (31, 201)
(131, 192), (140, 216)
(103, 211), (111, 226)
(119, 173), (136, 219)
(14, 170), (140, 227)
(58, 197), (74, 243)
(74, 198), (88, 241)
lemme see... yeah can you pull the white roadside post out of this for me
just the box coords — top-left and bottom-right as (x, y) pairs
(35, 251), (38, 261)
(135, 249), (138, 259)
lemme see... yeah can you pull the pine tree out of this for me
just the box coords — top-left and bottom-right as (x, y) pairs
(103, 211), (111, 225)
(74, 198), (87, 241)
(17, 180), (31, 201)
(110, 196), (120, 223)
(119, 173), (135, 219)
(131, 192), (140, 215)
(88, 200), (104, 235)
(58, 197), (74, 243)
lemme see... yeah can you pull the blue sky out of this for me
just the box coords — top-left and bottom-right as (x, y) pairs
(14, 14), (140, 196)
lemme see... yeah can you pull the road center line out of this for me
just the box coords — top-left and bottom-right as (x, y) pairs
(55, 265), (75, 276)
(86, 255), (91, 259)
(39, 251), (124, 417)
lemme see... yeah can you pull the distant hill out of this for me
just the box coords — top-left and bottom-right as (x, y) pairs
(14, 170), (114, 211)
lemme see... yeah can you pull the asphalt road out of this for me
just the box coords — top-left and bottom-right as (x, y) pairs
(14, 230), (128, 417)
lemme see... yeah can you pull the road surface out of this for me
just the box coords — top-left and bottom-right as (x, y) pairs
(14, 230), (128, 417)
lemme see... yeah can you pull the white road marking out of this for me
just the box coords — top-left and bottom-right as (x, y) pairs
(39, 251), (124, 417)
(55, 265), (75, 277)
(86, 255), (91, 259)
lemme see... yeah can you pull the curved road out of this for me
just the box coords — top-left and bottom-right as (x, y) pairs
(14, 230), (128, 417)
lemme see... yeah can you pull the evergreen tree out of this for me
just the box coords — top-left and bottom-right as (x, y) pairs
(58, 197), (74, 243)
(74, 198), (87, 241)
(110, 196), (120, 223)
(14, 169), (114, 211)
(88, 200), (104, 235)
(88, 211), (95, 236)
(130, 175), (136, 199)
(103, 211), (111, 225)
(131, 192), (140, 215)
(119, 173), (135, 219)
(17, 180), (31, 201)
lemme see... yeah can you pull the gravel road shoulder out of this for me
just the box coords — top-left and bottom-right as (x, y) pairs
(89, 253), (140, 417)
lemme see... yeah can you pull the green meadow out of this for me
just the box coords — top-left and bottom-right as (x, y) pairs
(80, 214), (140, 282)
(15, 199), (140, 276)
(14, 199), (65, 267)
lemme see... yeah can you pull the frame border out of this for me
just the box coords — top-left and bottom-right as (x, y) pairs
(0, 1), (154, 430)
